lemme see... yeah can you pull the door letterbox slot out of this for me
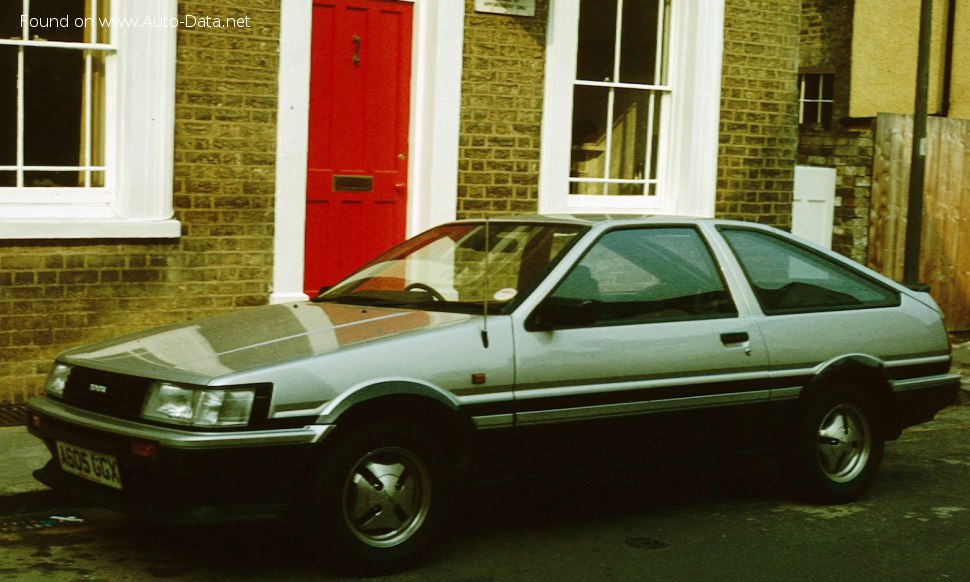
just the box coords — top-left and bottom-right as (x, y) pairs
(333, 175), (374, 192)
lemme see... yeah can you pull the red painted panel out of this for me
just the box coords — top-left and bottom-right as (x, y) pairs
(305, 0), (413, 294)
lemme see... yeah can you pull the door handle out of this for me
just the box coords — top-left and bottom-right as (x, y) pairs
(352, 34), (361, 65)
(720, 332), (749, 345)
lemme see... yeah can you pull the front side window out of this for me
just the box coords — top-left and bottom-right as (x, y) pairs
(570, 0), (670, 200)
(721, 228), (900, 315)
(1, 0), (110, 189)
(546, 227), (737, 326)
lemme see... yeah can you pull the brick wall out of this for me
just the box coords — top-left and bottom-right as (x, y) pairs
(716, 0), (801, 229)
(0, 1), (280, 405)
(457, 0), (548, 218)
(798, 0), (874, 263)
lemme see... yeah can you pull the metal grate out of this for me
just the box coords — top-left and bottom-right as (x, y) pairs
(0, 404), (28, 427)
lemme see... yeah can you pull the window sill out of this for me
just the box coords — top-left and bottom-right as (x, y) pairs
(0, 217), (181, 239)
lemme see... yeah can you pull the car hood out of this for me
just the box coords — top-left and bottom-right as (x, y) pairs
(58, 302), (474, 383)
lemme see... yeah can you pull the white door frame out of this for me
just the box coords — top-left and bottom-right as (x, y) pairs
(271, 0), (464, 303)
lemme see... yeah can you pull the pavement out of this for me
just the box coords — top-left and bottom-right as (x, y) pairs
(1, 342), (969, 516)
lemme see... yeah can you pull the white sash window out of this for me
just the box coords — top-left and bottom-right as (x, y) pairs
(0, 0), (178, 238)
(540, 0), (725, 216)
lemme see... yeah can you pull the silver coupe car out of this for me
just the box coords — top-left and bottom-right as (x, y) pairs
(27, 215), (960, 572)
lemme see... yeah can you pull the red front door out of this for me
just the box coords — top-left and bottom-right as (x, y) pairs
(305, 0), (413, 294)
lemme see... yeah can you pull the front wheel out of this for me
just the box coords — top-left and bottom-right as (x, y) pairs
(299, 421), (451, 573)
(791, 387), (885, 504)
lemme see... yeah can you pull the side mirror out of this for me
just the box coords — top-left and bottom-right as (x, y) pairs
(528, 298), (595, 331)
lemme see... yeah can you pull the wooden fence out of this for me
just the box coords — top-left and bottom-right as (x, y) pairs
(870, 113), (969, 331)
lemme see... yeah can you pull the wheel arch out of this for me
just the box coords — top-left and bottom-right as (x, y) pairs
(315, 381), (476, 467)
(799, 354), (901, 440)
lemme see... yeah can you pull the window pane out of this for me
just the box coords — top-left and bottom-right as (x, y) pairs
(619, 0), (664, 85)
(0, 2), (24, 40)
(802, 101), (819, 125)
(0, 47), (16, 167)
(85, 50), (107, 173)
(820, 74), (834, 100)
(25, 170), (80, 187)
(552, 228), (736, 325)
(571, 85), (609, 185)
(569, 181), (604, 196)
(606, 182), (644, 196)
(23, 47), (83, 171)
(26, 0), (86, 43)
(801, 74), (819, 98)
(721, 229), (900, 314)
(576, 0), (618, 82)
(820, 102), (833, 127)
(609, 89), (650, 183)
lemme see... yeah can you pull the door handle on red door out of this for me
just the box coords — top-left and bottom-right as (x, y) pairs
(395, 183), (407, 194)
(720, 332), (749, 345)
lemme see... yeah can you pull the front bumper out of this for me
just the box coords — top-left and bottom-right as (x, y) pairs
(27, 397), (333, 523)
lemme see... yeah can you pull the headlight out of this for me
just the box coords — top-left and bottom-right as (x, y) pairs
(142, 383), (257, 428)
(44, 363), (72, 398)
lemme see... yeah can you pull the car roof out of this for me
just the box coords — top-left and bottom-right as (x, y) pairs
(451, 213), (750, 228)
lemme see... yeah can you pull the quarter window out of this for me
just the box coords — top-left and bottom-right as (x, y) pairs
(721, 228), (899, 315)
(549, 227), (737, 326)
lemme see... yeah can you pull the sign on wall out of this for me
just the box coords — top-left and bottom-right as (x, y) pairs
(474, 0), (536, 17)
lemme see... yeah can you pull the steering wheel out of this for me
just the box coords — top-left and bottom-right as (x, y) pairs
(404, 282), (447, 302)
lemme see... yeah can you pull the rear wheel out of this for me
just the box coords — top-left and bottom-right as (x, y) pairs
(791, 386), (884, 503)
(300, 421), (450, 573)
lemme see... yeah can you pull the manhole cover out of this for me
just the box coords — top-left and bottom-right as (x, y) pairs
(626, 537), (669, 550)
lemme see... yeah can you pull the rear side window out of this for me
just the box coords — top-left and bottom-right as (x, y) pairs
(721, 228), (900, 315)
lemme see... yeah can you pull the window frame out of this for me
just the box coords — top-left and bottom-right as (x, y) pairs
(0, 0), (179, 239)
(539, 0), (725, 217)
(798, 70), (835, 128)
(567, 0), (671, 202)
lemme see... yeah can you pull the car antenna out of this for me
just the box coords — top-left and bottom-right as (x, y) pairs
(481, 216), (490, 348)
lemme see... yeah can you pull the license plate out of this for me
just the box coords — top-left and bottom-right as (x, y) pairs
(56, 441), (123, 490)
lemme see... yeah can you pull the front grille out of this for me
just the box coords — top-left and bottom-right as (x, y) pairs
(63, 367), (153, 420)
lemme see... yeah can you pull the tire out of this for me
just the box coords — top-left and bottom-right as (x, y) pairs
(790, 386), (885, 504)
(299, 420), (451, 574)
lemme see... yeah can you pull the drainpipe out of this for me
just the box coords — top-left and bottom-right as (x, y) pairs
(903, 0), (933, 286)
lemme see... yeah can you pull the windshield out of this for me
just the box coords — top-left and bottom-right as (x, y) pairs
(315, 222), (587, 313)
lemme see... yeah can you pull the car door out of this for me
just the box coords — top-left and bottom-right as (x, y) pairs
(511, 226), (775, 475)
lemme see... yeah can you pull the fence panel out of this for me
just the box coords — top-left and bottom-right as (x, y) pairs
(870, 113), (969, 331)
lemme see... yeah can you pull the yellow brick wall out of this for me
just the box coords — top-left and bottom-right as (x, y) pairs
(0, 1), (280, 404)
